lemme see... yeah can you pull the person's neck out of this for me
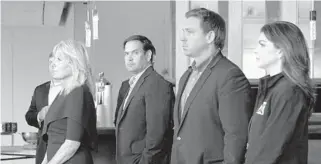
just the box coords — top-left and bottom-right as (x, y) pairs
(193, 46), (218, 65)
(52, 79), (62, 86)
(132, 64), (151, 76)
(53, 75), (72, 87)
(266, 63), (282, 76)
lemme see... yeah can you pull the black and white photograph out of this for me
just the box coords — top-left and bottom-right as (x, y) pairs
(1, 1), (321, 164)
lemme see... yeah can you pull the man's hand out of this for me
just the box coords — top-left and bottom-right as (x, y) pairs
(37, 106), (49, 125)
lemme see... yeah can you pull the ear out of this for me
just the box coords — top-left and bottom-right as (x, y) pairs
(276, 49), (284, 59)
(145, 50), (152, 62)
(68, 58), (73, 65)
(206, 31), (215, 44)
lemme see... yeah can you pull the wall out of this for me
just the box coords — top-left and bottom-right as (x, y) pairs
(1, 4), (74, 146)
(175, 1), (190, 92)
(1, 1), (173, 145)
(73, 1), (173, 115)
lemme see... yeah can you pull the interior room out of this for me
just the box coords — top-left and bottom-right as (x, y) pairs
(1, 1), (321, 164)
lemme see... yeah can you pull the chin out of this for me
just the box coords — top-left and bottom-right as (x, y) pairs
(127, 68), (136, 73)
(53, 76), (63, 80)
(126, 66), (132, 71)
(256, 62), (263, 69)
(183, 52), (193, 57)
(257, 64), (266, 70)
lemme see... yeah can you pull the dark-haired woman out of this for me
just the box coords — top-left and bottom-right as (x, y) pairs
(245, 21), (315, 164)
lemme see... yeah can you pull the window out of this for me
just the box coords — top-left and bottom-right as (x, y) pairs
(242, 1), (267, 79)
(242, 1), (321, 79)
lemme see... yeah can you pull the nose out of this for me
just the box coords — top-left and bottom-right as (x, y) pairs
(179, 29), (186, 42)
(254, 46), (259, 55)
(253, 47), (260, 60)
(126, 54), (133, 61)
(50, 63), (56, 70)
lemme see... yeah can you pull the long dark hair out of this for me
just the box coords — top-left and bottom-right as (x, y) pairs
(261, 21), (316, 115)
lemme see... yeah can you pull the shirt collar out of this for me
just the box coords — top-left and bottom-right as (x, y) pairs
(189, 50), (220, 73)
(190, 55), (213, 73)
(129, 65), (151, 86)
(259, 73), (284, 90)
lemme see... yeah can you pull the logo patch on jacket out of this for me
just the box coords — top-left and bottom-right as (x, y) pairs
(256, 102), (267, 115)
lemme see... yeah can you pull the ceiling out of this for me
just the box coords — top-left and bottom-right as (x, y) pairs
(1, 1), (67, 26)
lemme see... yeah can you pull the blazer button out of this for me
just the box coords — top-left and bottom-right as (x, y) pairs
(177, 136), (181, 140)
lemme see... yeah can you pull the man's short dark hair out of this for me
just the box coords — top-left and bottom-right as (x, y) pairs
(186, 8), (226, 50)
(123, 35), (156, 63)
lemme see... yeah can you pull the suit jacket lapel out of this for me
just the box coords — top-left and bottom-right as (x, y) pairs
(174, 69), (192, 128)
(42, 82), (50, 108)
(41, 91), (65, 136)
(37, 82), (50, 128)
(178, 52), (223, 132)
(117, 67), (154, 124)
(114, 82), (129, 126)
(45, 91), (65, 122)
(116, 89), (129, 126)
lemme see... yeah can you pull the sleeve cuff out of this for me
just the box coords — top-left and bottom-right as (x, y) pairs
(37, 113), (42, 127)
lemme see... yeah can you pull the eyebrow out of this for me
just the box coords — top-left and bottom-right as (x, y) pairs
(124, 48), (140, 53)
(52, 53), (64, 60)
(54, 54), (61, 58)
(183, 27), (193, 31)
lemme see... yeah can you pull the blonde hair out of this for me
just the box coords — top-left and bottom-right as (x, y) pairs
(52, 40), (95, 97)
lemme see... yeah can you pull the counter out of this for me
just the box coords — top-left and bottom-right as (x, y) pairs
(309, 113), (321, 139)
(1, 145), (36, 163)
(0, 128), (116, 164)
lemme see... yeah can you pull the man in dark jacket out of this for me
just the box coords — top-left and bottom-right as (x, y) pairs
(170, 8), (252, 164)
(115, 35), (175, 164)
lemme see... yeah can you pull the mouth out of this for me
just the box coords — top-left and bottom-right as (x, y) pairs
(127, 63), (134, 67)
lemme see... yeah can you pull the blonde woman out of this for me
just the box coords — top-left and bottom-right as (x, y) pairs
(41, 40), (97, 164)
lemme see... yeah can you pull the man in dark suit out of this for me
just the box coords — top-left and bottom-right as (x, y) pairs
(170, 8), (252, 164)
(113, 80), (129, 126)
(114, 35), (175, 164)
(25, 53), (62, 164)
